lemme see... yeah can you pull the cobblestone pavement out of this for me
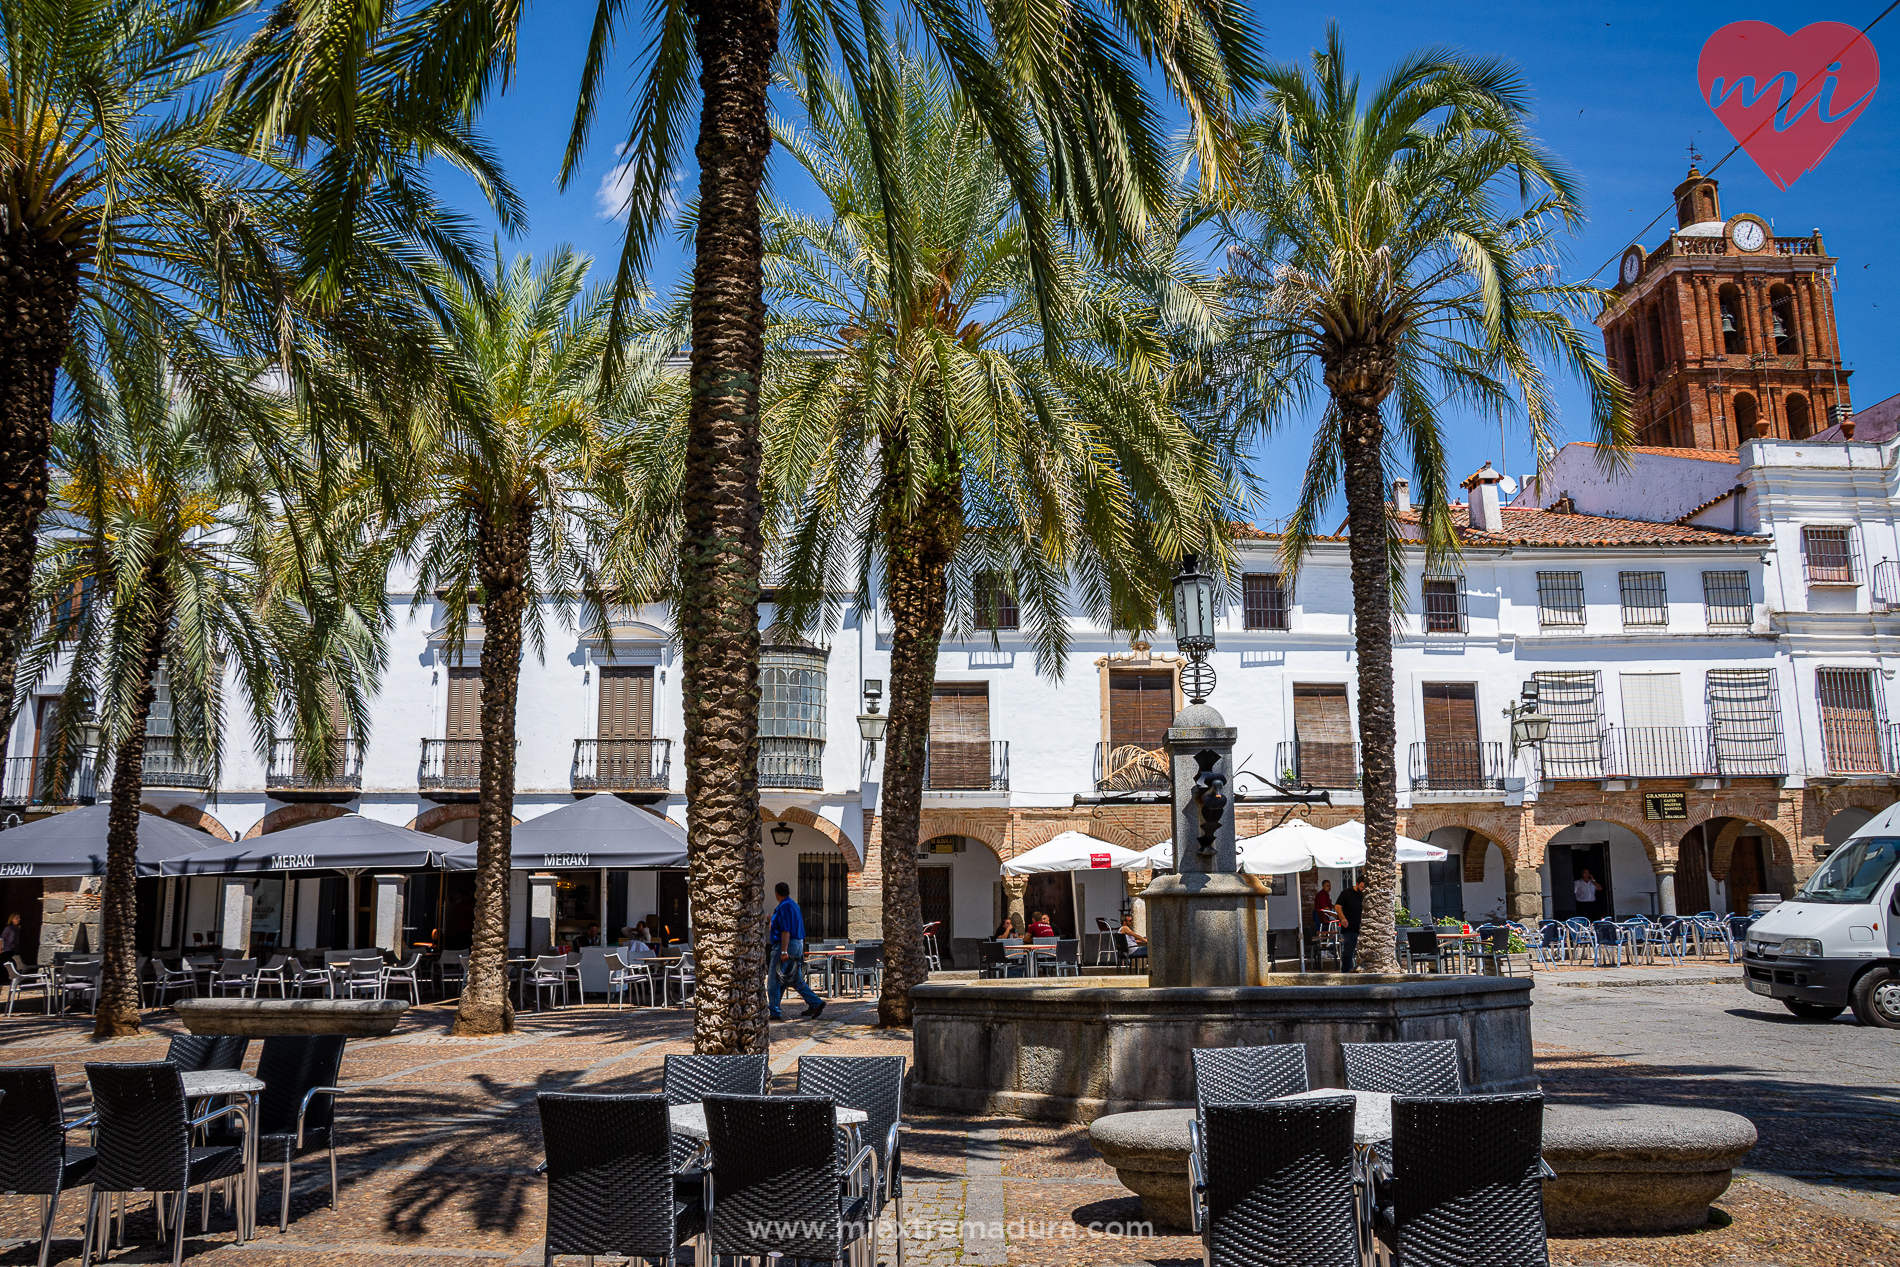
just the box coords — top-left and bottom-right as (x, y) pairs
(0, 968), (1894, 1267)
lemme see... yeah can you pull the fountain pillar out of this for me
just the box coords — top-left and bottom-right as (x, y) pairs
(1143, 703), (1272, 986)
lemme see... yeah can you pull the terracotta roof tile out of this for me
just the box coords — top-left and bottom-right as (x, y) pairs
(1572, 442), (1740, 464)
(1392, 503), (1767, 548)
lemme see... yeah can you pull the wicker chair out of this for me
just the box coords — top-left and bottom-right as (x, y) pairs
(0, 1066), (97, 1267)
(538, 1092), (702, 1267)
(1191, 1043), (1310, 1118)
(205, 1037), (348, 1232)
(165, 1036), (250, 1074)
(796, 1055), (907, 1264)
(1341, 1040), (1463, 1097)
(662, 1054), (767, 1172)
(1373, 1094), (1552, 1266)
(81, 1062), (249, 1267)
(701, 1094), (876, 1267)
(1189, 1098), (1361, 1267)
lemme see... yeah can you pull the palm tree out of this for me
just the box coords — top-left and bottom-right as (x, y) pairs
(536, 0), (1265, 1055)
(1209, 28), (1631, 971)
(751, 61), (1238, 1025)
(20, 315), (378, 1038)
(0, 0), (511, 785)
(382, 249), (630, 1037)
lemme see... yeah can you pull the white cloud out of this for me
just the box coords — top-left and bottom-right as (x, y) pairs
(595, 144), (686, 225)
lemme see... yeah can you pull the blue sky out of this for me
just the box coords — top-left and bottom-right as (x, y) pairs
(443, 1), (1900, 524)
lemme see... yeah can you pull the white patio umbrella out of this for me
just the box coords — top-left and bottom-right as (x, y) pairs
(1327, 820), (1450, 863)
(1138, 838), (1174, 870)
(1001, 831), (1147, 874)
(1243, 819), (1362, 871)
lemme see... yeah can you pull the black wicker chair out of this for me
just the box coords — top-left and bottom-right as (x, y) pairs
(165, 1036), (251, 1074)
(796, 1055), (906, 1263)
(1373, 1093), (1551, 1266)
(82, 1062), (249, 1267)
(1189, 1098), (1361, 1267)
(702, 1094), (875, 1267)
(1191, 1043), (1310, 1117)
(0, 1066), (96, 1267)
(1403, 929), (1448, 973)
(204, 1037), (349, 1232)
(662, 1053), (767, 1171)
(1341, 1040), (1463, 1097)
(537, 1092), (703, 1267)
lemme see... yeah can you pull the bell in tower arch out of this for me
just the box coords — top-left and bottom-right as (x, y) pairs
(1772, 310), (1788, 341)
(1721, 310), (1736, 335)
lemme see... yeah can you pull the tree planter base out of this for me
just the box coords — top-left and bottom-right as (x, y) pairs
(174, 999), (407, 1037)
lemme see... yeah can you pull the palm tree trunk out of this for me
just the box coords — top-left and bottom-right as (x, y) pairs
(454, 504), (533, 1036)
(1336, 383), (1399, 974)
(875, 481), (962, 1027)
(94, 569), (169, 1038)
(0, 231), (82, 779)
(677, 0), (778, 1056)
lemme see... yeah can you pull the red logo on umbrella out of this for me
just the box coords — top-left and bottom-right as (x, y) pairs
(1089, 853), (1111, 868)
(1699, 21), (1880, 190)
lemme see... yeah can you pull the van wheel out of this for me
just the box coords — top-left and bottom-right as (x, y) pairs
(1850, 967), (1900, 1029)
(1782, 999), (1844, 1021)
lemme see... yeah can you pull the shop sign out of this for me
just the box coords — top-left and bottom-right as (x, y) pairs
(1644, 792), (1689, 821)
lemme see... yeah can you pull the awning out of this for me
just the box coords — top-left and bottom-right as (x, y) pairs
(1238, 821), (1343, 874)
(1327, 820), (1450, 863)
(162, 814), (442, 875)
(0, 805), (214, 878)
(1000, 830), (1146, 874)
(439, 794), (689, 871)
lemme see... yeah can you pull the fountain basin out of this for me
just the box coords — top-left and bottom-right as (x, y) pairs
(174, 998), (407, 1037)
(911, 974), (1535, 1122)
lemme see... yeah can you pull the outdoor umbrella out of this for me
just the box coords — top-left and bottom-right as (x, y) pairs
(1000, 831), (1146, 874)
(1138, 838), (1174, 870)
(1327, 820), (1450, 863)
(162, 814), (443, 875)
(439, 793), (689, 871)
(0, 804), (213, 877)
(1239, 820), (1353, 873)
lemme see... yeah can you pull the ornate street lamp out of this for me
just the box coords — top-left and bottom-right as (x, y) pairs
(856, 679), (889, 756)
(770, 821), (794, 848)
(1171, 554), (1219, 703)
(1508, 679), (1552, 755)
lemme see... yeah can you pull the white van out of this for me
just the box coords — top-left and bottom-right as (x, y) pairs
(1741, 805), (1900, 1027)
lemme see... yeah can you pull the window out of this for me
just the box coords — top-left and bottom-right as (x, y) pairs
(1816, 667), (1885, 773)
(1419, 682), (1485, 789)
(1422, 575), (1464, 633)
(1536, 571), (1585, 627)
(1535, 671), (1604, 779)
(760, 646), (827, 788)
(1291, 683), (1354, 786)
(598, 666), (655, 739)
(797, 853), (849, 940)
(1787, 393), (1812, 441)
(972, 572), (1019, 630)
(445, 667), (482, 741)
(1108, 670), (1174, 752)
(1618, 571), (1668, 627)
(1242, 573), (1289, 630)
(1702, 571), (1752, 627)
(1706, 669), (1785, 775)
(1621, 673), (1684, 727)
(54, 577), (95, 643)
(928, 683), (992, 789)
(1718, 284), (1745, 355)
(1802, 527), (1856, 584)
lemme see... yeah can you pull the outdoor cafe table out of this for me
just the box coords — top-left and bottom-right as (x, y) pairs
(803, 947), (857, 995)
(159, 1069), (265, 1241)
(1275, 1088), (1394, 1145)
(668, 1101), (868, 1150)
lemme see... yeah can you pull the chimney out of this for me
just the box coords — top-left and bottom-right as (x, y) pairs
(1391, 479), (1411, 516)
(1460, 462), (1506, 532)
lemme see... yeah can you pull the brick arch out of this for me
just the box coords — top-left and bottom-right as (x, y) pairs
(1803, 787), (1896, 859)
(1708, 816), (1793, 881)
(761, 806), (861, 868)
(1399, 816), (1518, 881)
(1542, 816), (1662, 869)
(403, 803), (522, 837)
(143, 804), (233, 841)
(243, 803), (349, 840)
(920, 810), (1008, 859)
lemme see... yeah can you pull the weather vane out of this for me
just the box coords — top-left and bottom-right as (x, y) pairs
(1687, 137), (1703, 167)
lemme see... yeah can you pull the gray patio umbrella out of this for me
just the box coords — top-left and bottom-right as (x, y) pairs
(161, 813), (443, 875)
(0, 804), (214, 877)
(439, 794), (688, 870)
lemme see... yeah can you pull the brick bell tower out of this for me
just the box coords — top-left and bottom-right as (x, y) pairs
(1597, 165), (1851, 450)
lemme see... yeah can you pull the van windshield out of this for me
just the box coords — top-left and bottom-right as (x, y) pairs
(1796, 837), (1899, 905)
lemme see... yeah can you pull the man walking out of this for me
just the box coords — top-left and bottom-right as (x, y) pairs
(1335, 876), (1367, 972)
(768, 881), (825, 1022)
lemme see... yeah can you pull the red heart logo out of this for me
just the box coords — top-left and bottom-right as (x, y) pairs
(1698, 21), (1880, 190)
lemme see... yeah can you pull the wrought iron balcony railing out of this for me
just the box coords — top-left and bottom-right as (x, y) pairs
(1603, 726), (1718, 779)
(1408, 741), (1505, 793)
(1822, 719), (1893, 776)
(1274, 739), (1360, 789)
(1093, 741), (1170, 792)
(419, 738), (482, 790)
(1, 754), (99, 806)
(924, 740), (1009, 791)
(759, 737), (824, 790)
(1544, 724), (1788, 781)
(572, 738), (672, 791)
(141, 739), (212, 789)
(1874, 560), (1900, 611)
(267, 738), (364, 791)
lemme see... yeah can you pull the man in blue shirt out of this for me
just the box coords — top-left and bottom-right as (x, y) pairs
(768, 882), (825, 1021)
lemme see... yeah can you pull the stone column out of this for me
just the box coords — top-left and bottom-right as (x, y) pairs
(1507, 868), (1544, 923)
(219, 879), (256, 957)
(1656, 868), (1678, 917)
(1143, 703), (1273, 987)
(528, 872), (558, 954)
(1002, 876), (1027, 932)
(373, 874), (409, 954)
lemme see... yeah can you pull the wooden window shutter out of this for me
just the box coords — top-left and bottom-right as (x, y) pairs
(598, 666), (656, 739)
(1292, 683), (1353, 785)
(929, 683), (991, 788)
(1421, 683), (1479, 744)
(1108, 671), (1174, 751)
(445, 667), (483, 741)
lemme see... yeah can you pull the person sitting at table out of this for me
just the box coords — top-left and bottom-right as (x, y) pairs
(1117, 914), (1148, 963)
(994, 913), (1023, 940)
(1312, 880), (1335, 933)
(573, 924), (601, 949)
(621, 936), (653, 960)
(1027, 912), (1056, 938)
(630, 921), (653, 945)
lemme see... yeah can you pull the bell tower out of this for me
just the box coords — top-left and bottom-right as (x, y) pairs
(1597, 166), (1851, 450)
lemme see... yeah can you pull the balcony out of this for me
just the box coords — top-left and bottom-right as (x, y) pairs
(1408, 741), (1505, 793)
(572, 738), (672, 794)
(1094, 742), (1169, 792)
(759, 737), (824, 790)
(142, 739), (212, 790)
(1274, 740), (1359, 789)
(266, 738), (363, 800)
(924, 740), (1009, 791)
(1603, 726), (1717, 779)
(1545, 725), (1789, 781)
(1, 754), (99, 807)
(1875, 560), (1900, 611)
(419, 738), (482, 798)
(1821, 720), (1894, 777)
